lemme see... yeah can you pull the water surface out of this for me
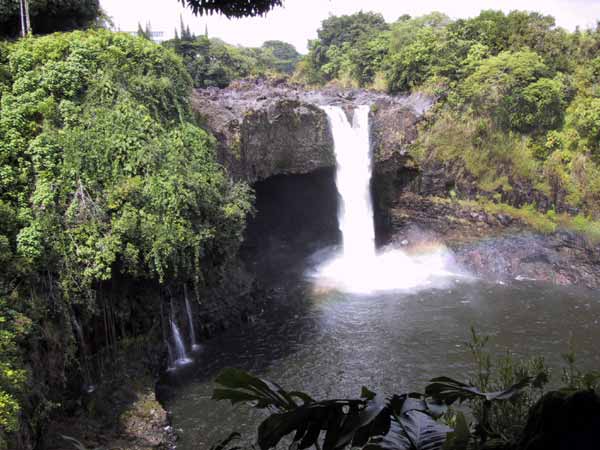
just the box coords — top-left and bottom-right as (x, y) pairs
(163, 279), (600, 450)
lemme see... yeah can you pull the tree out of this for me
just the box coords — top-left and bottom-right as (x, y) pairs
(261, 40), (301, 74)
(389, 11), (450, 52)
(459, 50), (566, 133)
(163, 35), (300, 87)
(0, 0), (100, 38)
(567, 97), (600, 157)
(305, 11), (388, 82)
(0, 29), (253, 449)
(179, 0), (282, 18)
(448, 10), (572, 72)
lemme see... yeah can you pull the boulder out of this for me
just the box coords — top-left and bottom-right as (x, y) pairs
(518, 390), (600, 450)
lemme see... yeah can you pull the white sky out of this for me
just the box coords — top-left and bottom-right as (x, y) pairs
(101, 0), (600, 53)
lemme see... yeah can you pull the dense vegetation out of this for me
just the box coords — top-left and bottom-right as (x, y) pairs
(0, 29), (252, 448)
(179, 0), (283, 18)
(1, 5), (600, 450)
(0, 0), (101, 38)
(163, 27), (301, 88)
(296, 11), (600, 228)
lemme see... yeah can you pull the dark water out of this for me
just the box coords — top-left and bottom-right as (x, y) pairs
(162, 275), (600, 450)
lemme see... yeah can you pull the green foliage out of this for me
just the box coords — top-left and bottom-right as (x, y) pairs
(384, 12), (478, 93)
(561, 343), (600, 391)
(448, 10), (572, 71)
(299, 9), (600, 221)
(458, 50), (564, 133)
(300, 11), (388, 84)
(213, 368), (451, 450)
(567, 96), (600, 156)
(211, 330), (599, 450)
(0, 297), (29, 450)
(261, 40), (301, 74)
(386, 26), (441, 92)
(179, 0), (282, 18)
(0, 29), (252, 446)
(0, 0), (101, 38)
(438, 328), (550, 446)
(163, 35), (301, 88)
(316, 11), (388, 55)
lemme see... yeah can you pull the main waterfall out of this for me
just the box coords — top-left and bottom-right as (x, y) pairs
(325, 105), (375, 263)
(314, 105), (462, 294)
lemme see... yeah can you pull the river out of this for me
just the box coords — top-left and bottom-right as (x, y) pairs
(162, 278), (600, 449)
(161, 105), (600, 449)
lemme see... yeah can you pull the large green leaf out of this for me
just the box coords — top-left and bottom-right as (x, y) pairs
(213, 368), (312, 410)
(212, 370), (453, 450)
(363, 409), (451, 450)
(213, 369), (391, 450)
(425, 376), (532, 404)
(257, 398), (386, 450)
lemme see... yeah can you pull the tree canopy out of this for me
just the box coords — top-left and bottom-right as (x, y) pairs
(0, 0), (101, 38)
(179, 0), (283, 17)
(163, 30), (301, 88)
(0, 29), (252, 449)
(295, 9), (600, 217)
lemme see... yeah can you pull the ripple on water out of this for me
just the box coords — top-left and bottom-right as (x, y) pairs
(163, 280), (600, 450)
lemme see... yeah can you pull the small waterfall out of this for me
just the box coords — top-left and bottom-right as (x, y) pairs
(160, 303), (175, 367)
(313, 104), (463, 293)
(165, 294), (192, 369)
(184, 285), (201, 351)
(170, 318), (191, 366)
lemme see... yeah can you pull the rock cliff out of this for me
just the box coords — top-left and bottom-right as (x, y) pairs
(191, 78), (432, 182)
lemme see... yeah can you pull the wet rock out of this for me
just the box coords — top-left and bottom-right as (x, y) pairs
(388, 193), (600, 289)
(191, 78), (433, 182)
(44, 381), (174, 450)
(497, 214), (513, 226)
(518, 390), (600, 450)
(117, 389), (171, 449)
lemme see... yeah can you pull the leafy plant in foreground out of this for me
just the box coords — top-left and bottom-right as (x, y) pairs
(211, 367), (540, 450)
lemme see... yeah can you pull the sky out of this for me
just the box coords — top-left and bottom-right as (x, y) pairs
(100, 0), (600, 53)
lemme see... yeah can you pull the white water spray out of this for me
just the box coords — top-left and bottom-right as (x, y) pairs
(184, 286), (201, 352)
(326, 105), (376, 262)
(314, 105), (464, 294)
(170, 319), (192, 366)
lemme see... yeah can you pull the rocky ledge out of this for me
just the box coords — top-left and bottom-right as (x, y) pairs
(191, 78), (432, 182)
(390, 193), (600, 289)
(44, 377), (173, 450)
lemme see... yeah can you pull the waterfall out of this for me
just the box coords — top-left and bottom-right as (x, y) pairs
(314, 104), (463, 293)
(324, 105), (376, 262)
(160, 302), (175, 368)
(170, 318), (191, 366)
(184, 285), (201, 351)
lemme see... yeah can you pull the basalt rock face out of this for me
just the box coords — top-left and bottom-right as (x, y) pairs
(191, 78), (433, 183)
(388, 193), (600, 289)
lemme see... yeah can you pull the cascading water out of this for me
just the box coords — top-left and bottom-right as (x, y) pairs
(171, 318), (192, 367)
(325, 105), (376, 262)
(184, 286), (201, 352)
(314, 105), (464, 293)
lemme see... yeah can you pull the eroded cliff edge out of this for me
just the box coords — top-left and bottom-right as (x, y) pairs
(191, 79), (431, 182)
(192, 79), (600, 290)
